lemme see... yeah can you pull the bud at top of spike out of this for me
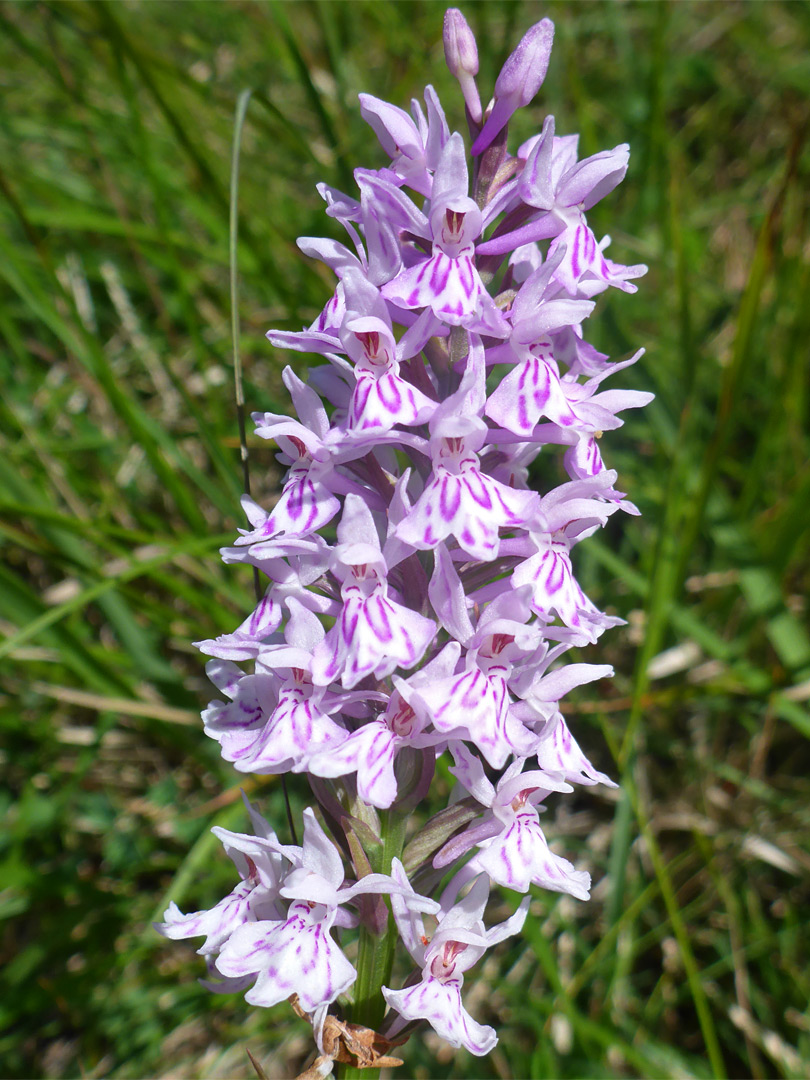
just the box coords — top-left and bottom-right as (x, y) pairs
(471, 17), (555, 155)
(494, 18), (554, 106)
(443, 9), (478, 77)
(443, 8), (482, 123)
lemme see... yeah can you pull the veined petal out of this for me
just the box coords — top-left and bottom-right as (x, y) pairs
(310, 593), (435, 688)
(217, 903), (355, 1013)
(448, 743), (496, 805)
(476, 813), (591, 899)
(396, 468), (537, 563)
(232, 695), (348, 775)
(486, 353), (578, 435)
(202, 673), (276, 746)
(349, 370), (436, 432)
(534, 712), (617, 787)
(383, 978), (496, 1056)
(564, 434), (605, 479)
(307, 721), (399, 809)
(194, 593), (282, 660)
(418, 667), (522, 769)
(236, 473), (340, 543)
(382, 253), (509, 336)
(512, 546), (616, 642)
(157, 882), (258, 956)
(549, 223), (646, 296)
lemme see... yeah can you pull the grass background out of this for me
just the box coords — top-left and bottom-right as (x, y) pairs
(1, 1), (809, 1077)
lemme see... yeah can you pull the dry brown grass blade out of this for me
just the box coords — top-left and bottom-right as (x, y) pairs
(28, 680), (198, 724)
(246, 1046), (269, 1080)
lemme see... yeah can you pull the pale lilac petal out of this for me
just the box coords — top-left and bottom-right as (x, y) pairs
(212, 827), (288, 894)
(359, 94), (432, 195)
(194, 593), (281, 660)
(475, 813), (591, 898)
(295, 808), (345, 891)
(516, 114), (556, 208)
(422, 85), (450, 169)
(217, 904), (355, 1012)
(448, 743), (496, 807)
(355, 171), (429, 239)
(507, 246), (580, 325)
(383, 978), (496, 1056)
(156, 885), (255, 956)
(266, 327), (341, 356)
(512, 297), (595, 339)
(337, 491), (382, 549)
(283, 597), (326, 652)
(511, 545), (619, 642)
(349, 370), (435, 432)
(431, 131), (471, 206)
(557, 145), (629, 211)
(486, 352), (578, 435)
(232, 695), (347, 774)
(308, 721), (398, 809)
(388, 857), (428, 964)
(534, 713), (617, 787)
(340, 870), (439, 907)
(428, 542), (475, 643)
(524, 662), (614, 704)
(484, 895), (530, 946)
(296, 236), (363, 278)
(359, 94), (422, 162)
(311, 594), (436, 688)
(590, 387), (655, 414)
(382, 469), (418, 569)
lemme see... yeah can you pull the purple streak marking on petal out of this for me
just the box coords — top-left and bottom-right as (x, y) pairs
(462, 471), (493, 511)
(439, 476), (462, 522)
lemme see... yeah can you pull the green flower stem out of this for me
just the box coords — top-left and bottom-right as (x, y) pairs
(339, 808), (408, 1080)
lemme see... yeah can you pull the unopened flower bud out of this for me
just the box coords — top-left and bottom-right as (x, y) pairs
(443, 8), (478, 77)
(471, 17), (554, 155)
(443, 8), (482, 123)
(494, 18), (554, 106)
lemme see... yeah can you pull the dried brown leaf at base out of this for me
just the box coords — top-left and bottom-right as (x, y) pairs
(290, 995), (406, 1075)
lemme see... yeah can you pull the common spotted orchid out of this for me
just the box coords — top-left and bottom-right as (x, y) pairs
(158, 8), (648, 1074)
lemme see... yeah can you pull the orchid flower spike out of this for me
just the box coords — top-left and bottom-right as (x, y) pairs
(160, 7), (649, 1070)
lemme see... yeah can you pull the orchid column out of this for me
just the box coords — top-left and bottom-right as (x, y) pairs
(157, 8), (650, 1076)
